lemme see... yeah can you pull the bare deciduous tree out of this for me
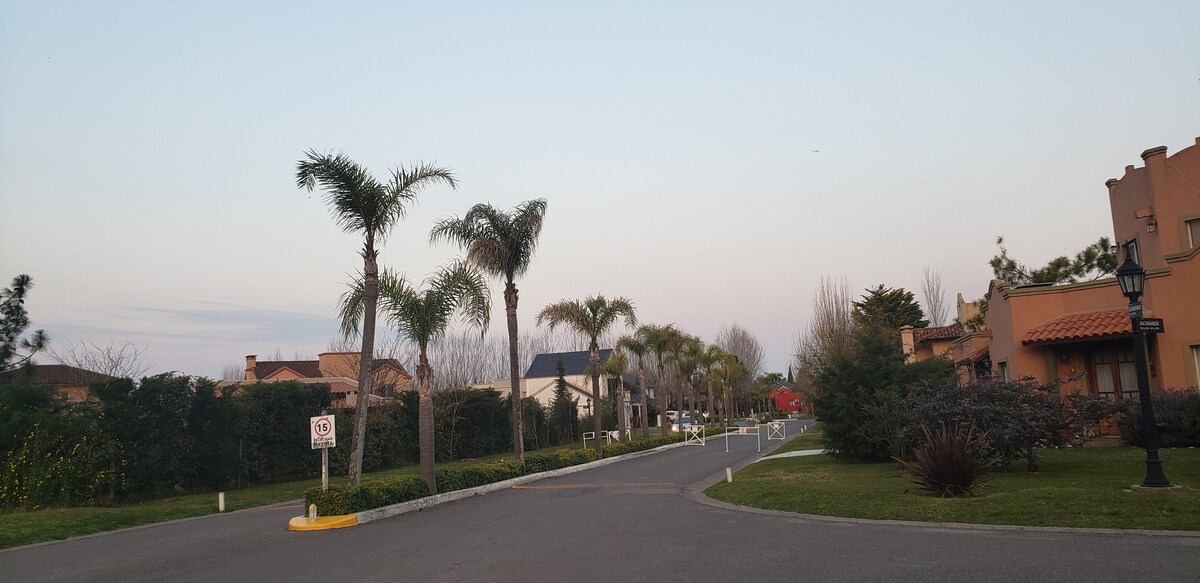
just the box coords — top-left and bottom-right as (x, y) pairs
(47, 340), (151, 379)
(715, 323), (764, 416)
(794, 275), (854, 383)
(220, 363), (245, 380)
(921, 265), (949, 327)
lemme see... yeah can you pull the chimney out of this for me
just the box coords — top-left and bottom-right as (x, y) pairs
(245, 355), (257, 380)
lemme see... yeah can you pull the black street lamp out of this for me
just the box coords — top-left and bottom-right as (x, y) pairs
(1115, 258), (1172, 488)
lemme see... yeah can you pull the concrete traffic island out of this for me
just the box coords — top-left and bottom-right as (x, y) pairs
(287, 514), (358, 531)
(287, 439), (694, 532)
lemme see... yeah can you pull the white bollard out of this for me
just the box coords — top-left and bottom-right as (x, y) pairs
(308, 504), (318, 520)
(218, 492), (225, 512)
(725, 467), (733, 483)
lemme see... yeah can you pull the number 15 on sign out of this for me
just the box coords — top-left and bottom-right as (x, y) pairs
(311, 414), (335, 492)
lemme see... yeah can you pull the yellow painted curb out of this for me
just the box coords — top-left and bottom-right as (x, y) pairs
(288, 514), (358, 531)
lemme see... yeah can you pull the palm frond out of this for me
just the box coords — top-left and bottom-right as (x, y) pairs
(429, 199), (547, 282)
(337, 269), (412, 340)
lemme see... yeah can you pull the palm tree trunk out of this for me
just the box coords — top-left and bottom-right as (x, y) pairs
(505, 281), (524, 461)
(615, 376), (628, 442)
(657, 356), (669, 437)
(590, 341), (603, 453)
(347, 240), (378, 487)
(418, 347), (436, 494)
(638, 362), (649, 438)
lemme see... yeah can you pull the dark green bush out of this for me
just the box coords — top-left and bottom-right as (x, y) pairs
(304, 475), (430, 515)
(1120, 390), (1200, 447)
(896, 423), (997, 497)
(524, 452), (567, 473)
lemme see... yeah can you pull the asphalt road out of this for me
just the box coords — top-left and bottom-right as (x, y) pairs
(3, 420), (1198, 582)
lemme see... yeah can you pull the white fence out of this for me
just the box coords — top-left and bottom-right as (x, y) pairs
(724, 425), (762, 453)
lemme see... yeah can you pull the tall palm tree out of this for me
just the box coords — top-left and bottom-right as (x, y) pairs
(339, 261), (490, 493)
(616, 331), (652, 438)
(600, 348), (630, 441)
(641, 324), (678, 437)
(716, 350), (746, 425)
(697, 343), (723, 424)
(430, 199), (547, 461)
(673, 335), (703, 429)
(536, 295), (637, 453)
(297, 150), (457, 486)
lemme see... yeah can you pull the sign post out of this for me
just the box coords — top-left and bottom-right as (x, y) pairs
(310, 413), (336, 491)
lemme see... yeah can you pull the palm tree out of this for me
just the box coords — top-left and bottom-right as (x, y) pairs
(641, 324), (678, 437)
(297, 150), (457, 486)
(536, 295), (637, 453)
(697, 343), (723, 425)
(616, 331), (653, 438)
(600, 348), (630, 441)
(339, 261), (490, 493)
(430, 199), (547, 461)
(673, 335), (703, 429)
(716, 350), (746, 425)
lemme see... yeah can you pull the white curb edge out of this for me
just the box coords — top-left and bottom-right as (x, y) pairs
(354, 439), (691, 525)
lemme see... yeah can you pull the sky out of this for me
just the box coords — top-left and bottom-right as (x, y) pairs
(2, 1), (1198, 379)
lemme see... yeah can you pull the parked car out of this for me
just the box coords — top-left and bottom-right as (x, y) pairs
(670, 415), (693, 432)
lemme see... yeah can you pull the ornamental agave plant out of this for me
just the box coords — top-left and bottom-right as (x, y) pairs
(896, 423), (998, 498)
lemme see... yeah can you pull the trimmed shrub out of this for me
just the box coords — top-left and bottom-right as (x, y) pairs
(304, 475), (430, 515)
(903, 378), (1081, 472)
(897, 423), (997, 498)
(1119, 389), (1200, 447)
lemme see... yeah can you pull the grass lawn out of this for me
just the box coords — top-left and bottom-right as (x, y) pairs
(706, 445), (1200, 531)
(0, 435), (665, 550)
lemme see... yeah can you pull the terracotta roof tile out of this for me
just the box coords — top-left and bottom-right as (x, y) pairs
(956, 345), (990, 364)
(255, 360), (323, 378)
(912, 323), (964, 343)
(1022, 309), (1131, 345)
(0, 364), (116, 385)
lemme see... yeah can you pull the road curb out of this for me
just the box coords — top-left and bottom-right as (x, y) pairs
(292, 439), (694, 530)
(685, 426), (1200, 539)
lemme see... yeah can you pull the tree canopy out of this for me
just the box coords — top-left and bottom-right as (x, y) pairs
(989, 236), (1117, 286)
(1, 275), (47, 374)
(851, 285), (928, 330)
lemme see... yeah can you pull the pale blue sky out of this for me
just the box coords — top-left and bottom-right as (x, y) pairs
(2, 1), (1198, 378)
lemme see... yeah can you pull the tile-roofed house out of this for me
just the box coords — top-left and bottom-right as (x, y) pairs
(981, 137), (1200, 399)
(901, 323), (964, 364)
(0, 364), (116, 402)
(216, 352), (411, 408)
(477, 349), (655, 426)
(1021, 310), (1133, 345)
(524, 349), (613, 378)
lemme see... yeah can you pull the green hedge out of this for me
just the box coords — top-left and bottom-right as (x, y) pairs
(304, 435), (685, 515)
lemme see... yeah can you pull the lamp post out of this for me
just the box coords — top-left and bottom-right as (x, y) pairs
(1115, 258), (1171, 488)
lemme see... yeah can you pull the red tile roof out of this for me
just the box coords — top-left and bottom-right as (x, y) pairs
(1022, 309), (1131, 345)
(255, 360), (323, 379)
(912, 323), (964, 343)
(253, 358), (409, 380)
(956, 345), (990, 365)
(1, 364), (116, 385)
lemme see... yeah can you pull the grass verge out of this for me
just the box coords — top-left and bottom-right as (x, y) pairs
(705, 445), (1199, 531)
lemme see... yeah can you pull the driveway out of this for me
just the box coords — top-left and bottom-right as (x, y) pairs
(3, 420), (1197, 582)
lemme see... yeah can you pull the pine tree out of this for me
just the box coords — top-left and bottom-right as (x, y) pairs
(852, 285), (928, 330)
(548, 359), (578, 445)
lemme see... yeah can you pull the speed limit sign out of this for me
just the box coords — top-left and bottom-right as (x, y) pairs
(310, 415), (336, 449)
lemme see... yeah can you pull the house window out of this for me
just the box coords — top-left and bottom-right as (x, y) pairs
(997, 361), (1009, 382)
(1123, 240), (1140, 264)
(1092, 348), (1138, 401)
(1193, 345), (1200, 388)
(1186, 218), (1200, 249)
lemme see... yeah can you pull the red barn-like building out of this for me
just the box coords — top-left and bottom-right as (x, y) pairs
(769, 385), (807, 413)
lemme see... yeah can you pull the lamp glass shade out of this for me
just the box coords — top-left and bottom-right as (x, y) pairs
(1115, 258), (1145, 298)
